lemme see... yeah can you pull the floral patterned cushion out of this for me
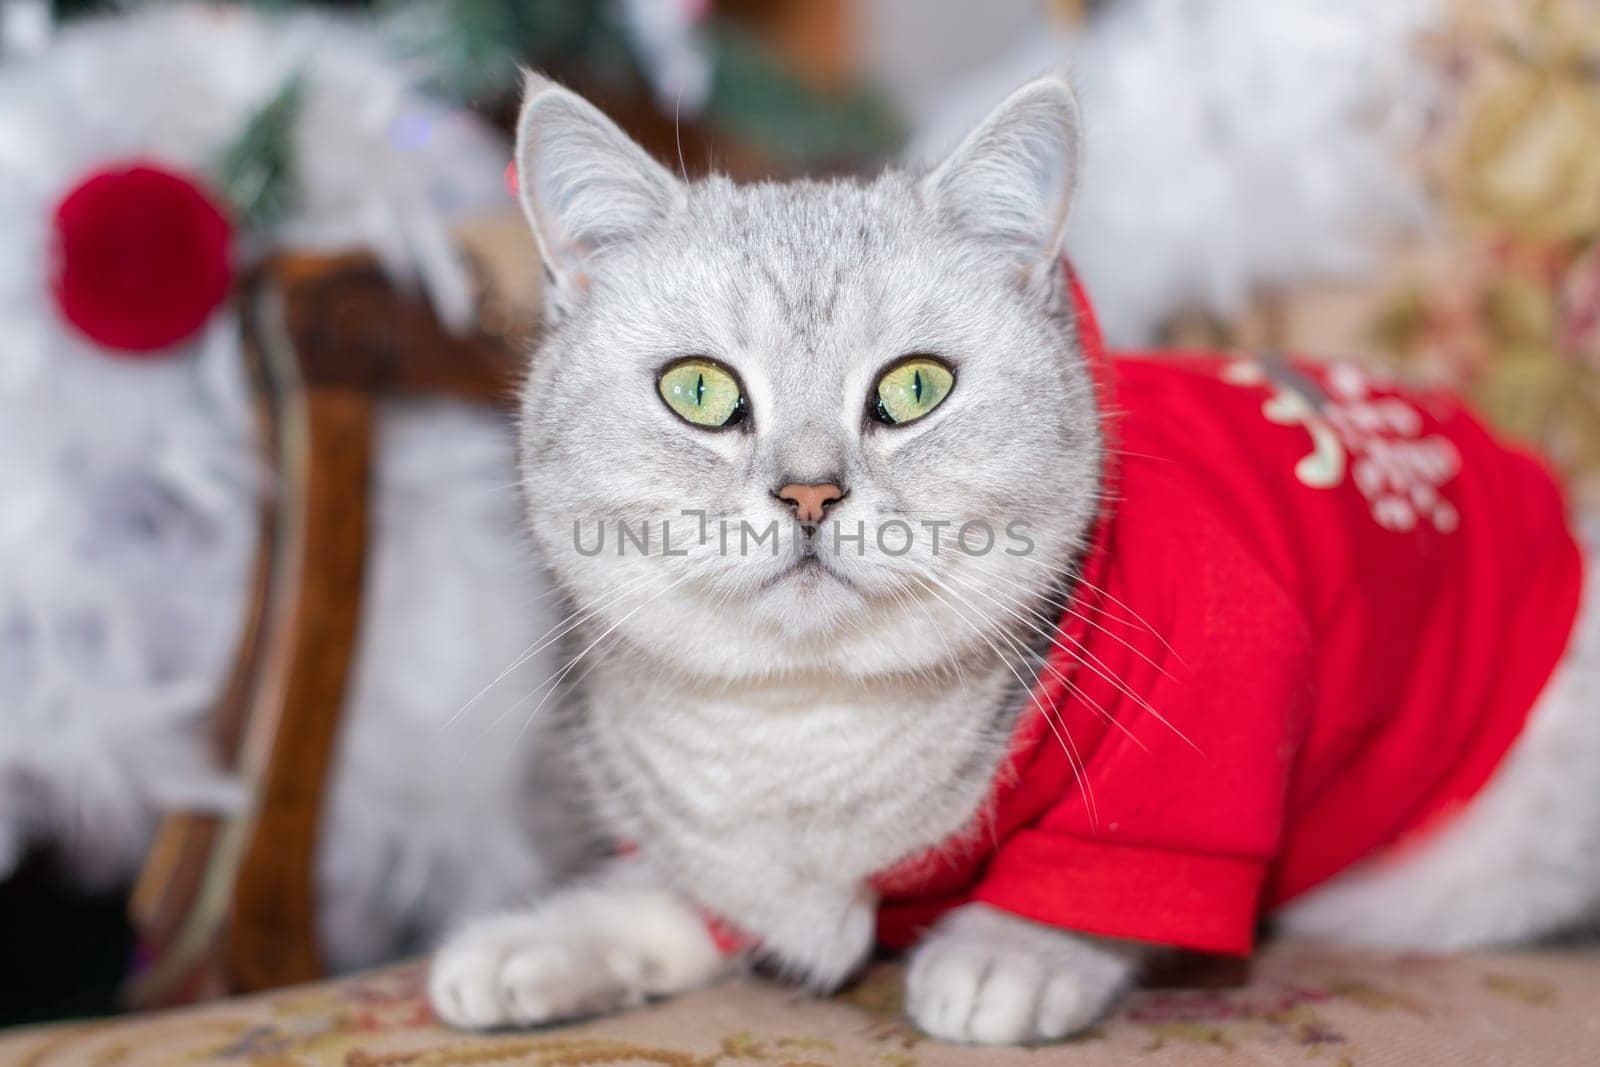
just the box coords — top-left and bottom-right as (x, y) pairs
(3, 940), (1597, 1066)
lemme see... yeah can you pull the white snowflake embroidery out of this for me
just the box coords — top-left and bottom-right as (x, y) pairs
(1222, 356), (1461, 534)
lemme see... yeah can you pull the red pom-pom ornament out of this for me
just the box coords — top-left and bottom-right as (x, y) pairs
(50, 162), (234, 355)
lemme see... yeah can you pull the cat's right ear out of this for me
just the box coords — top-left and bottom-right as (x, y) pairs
(921, 71), (1081, 286)
(515, 72), (683, 293)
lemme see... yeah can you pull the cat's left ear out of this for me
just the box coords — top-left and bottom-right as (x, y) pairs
(515, 71), (684, 293)
(922, 71), (1081, 284)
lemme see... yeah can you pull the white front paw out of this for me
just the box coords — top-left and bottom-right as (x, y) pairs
(905, 904), (1138, 1045)
(755, 884), (877, 992)
(430, 924), (635, 1028)
(429, 885), (725, 1030)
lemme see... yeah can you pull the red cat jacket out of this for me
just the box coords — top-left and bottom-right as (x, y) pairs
(867, 274), (1585, 956)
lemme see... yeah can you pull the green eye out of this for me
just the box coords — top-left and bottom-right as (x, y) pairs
(874, 357), (955, 425)
(658, 359), (746, 429)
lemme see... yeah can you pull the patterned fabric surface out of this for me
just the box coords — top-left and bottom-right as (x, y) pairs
(2, 941), (1597, 1066)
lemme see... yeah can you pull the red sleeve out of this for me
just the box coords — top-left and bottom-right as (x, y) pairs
(972, 467), (1315, 956)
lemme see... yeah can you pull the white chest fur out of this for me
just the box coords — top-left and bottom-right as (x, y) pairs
(576, 649), (1018, 942)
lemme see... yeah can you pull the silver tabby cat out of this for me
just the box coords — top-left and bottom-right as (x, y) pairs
(429, 71), (1600, 1045)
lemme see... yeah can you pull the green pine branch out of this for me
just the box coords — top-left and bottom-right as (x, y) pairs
(217, 72), (304, 231)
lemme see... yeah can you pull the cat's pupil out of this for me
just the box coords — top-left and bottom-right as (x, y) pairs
(913, 370), (923, 403)
(695, 373), (705, 407)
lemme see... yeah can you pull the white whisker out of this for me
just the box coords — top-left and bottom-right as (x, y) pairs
(497, 571), (696, 740)
(940, 567), (1149, 755)
(444, 566), (661, 730)
(914, 573), (1098, 828)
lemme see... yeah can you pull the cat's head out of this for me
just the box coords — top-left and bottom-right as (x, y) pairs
(514, 72), (1103, 681)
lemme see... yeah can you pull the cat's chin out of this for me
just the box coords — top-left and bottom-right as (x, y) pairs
(750, 558), (864, 635)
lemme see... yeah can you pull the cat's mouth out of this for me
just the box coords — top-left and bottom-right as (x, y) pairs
(765, 554), (853, 591)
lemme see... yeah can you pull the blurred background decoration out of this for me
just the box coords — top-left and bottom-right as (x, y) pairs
(1, 0), (1597, 1031)
(11, 0), (905, 171)
(1373, 0), (1600, 497)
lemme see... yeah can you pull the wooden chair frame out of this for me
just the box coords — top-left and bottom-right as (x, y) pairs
(125, 255), (521, 1007)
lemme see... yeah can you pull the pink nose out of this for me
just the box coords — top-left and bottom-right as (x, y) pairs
(777, 482), (844, 523)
